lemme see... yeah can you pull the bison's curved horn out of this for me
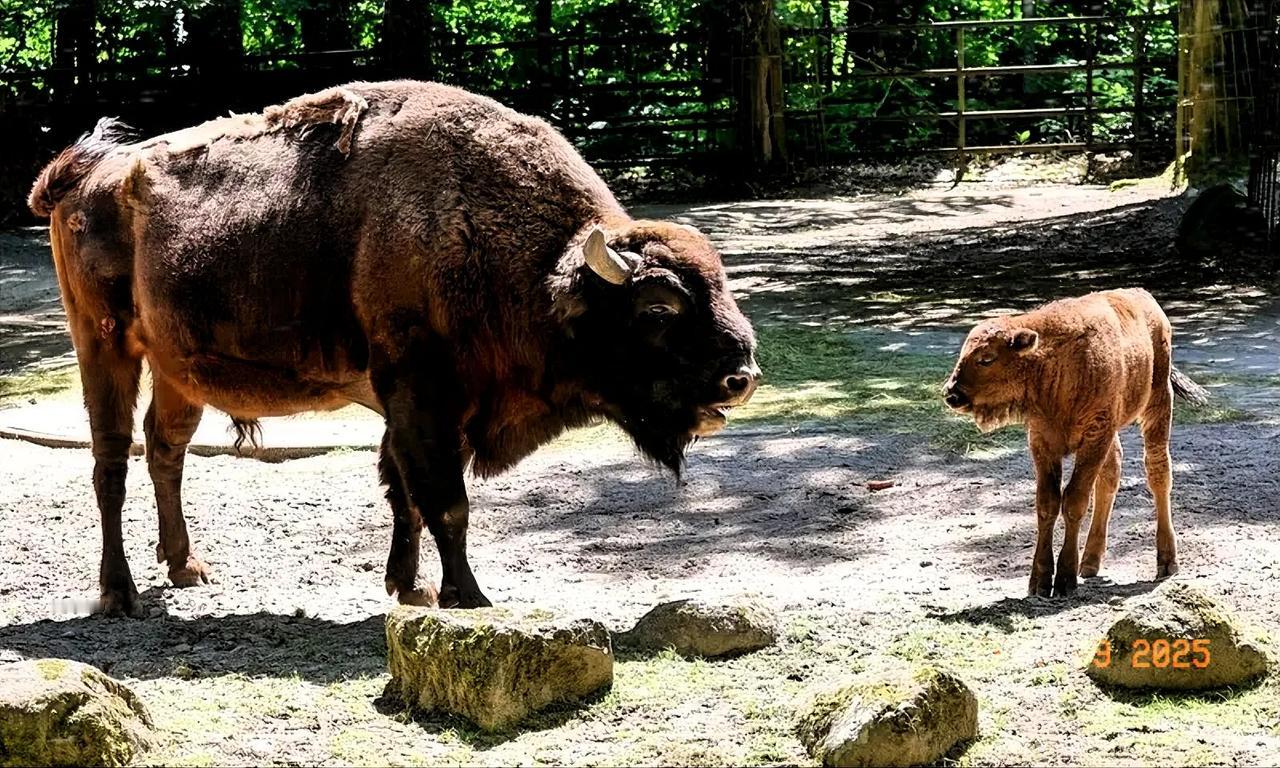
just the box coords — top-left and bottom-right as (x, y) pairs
(583, 225), (634, 285)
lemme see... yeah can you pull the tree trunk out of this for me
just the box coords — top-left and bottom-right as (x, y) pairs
(535, 0), (553, 112)
(52, 0), (95, 96)
(301, 0), (353, 53)
(731, 0), (787, 170)
(382, 0), (432, 77)
(185, 1), (244, 70)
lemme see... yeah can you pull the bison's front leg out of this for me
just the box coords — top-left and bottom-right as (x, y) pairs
(373, 342), (491, 609)
(1055, 433), (1112, 597)
(378, 431), (437, 606)
(1028, 439), (1062, 598)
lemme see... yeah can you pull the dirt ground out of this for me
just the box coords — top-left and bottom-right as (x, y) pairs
(1, 179), (1279, 766)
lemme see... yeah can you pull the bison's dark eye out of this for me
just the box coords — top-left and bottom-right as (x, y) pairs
(977, 356), (996, 367)
(643, 303), (679, 320)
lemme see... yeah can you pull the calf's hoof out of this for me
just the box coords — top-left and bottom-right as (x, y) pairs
(1028, 576), (1054, 598)
(1156, 560), (1179, 579)
(168, 556), (212, 587)
(99, 587), (143, 618)
(439, 584), (492, 609)
(1079, 558), (1101, 579)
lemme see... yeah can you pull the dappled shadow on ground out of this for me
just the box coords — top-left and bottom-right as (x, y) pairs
(928, 579), (1162, 632)
(709, 197), (1277, 366)
(495, 422), (1279, 586)
(0, 229), (71, 375)
(0, 603), (386, 684)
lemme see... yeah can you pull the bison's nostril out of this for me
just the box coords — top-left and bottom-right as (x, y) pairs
(945, 391), (968, 408)
(725, 375), (750, 395)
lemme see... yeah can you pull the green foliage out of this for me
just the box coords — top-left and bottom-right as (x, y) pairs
(0, 1), (1178, 159)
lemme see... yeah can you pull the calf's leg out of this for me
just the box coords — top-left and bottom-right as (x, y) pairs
(143, 373), (211, 587)
(372, 338), (490, 609)
(1142, 391), (1178, 578)
(1055, 434), (1111, 596)
(75, 332), (143, 617)
(1028, 438), (1063, 598)
(1080, 434), (1122, 578)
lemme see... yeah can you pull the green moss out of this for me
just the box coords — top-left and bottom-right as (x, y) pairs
(0, 366), (79, 406)
(34, 659), (68, 681)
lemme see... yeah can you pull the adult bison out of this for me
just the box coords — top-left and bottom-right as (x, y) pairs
(941, 289), (1206, 597)
(29, 81), (759, 616)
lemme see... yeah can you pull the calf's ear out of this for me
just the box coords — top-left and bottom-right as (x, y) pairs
(1009, 328), (1039, 353)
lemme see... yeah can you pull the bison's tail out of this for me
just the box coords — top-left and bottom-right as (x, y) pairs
(1170, 366), (1210, 406)
(28, 117), (137, 217)
(231, 418), (263, 454)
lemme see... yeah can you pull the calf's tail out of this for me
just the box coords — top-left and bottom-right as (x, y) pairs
(1170, 366), (1210, 406)
(28, 117), (136, 217)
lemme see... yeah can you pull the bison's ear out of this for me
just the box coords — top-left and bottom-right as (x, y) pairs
(1009, 328), (1039, 354)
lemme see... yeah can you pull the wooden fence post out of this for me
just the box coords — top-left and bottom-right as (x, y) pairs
(731, 0), (787, 171)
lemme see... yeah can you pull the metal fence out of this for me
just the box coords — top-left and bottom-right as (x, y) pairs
(782, 13), (1178, 171)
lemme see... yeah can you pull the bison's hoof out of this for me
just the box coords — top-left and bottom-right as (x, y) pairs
(439, 585), (492, 609)
(1053, 573), (1078, 597)
(168, 556), (212, 587)
(1028, 576), (1053, 598)
(99, 587), (143, 618)
(1079, 563), (1101, 579)
(395, 585), (440, 608)
(1156, 560), (1179, 579)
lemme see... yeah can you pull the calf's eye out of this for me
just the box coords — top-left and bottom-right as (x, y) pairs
(977, 357), (996, 367)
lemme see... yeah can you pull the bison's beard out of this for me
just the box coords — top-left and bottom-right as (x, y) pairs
(972, 402), (1025, 433)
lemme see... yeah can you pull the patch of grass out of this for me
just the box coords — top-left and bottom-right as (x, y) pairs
(737, 325), (1022, 454)
(0, 365), (79, 406)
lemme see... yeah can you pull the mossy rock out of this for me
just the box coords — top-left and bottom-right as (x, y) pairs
(1085, 581), (1269, 691)
(794, 665), (977, 767)
(385, 606), (613, 732)
(616, 596), (778, 659)
(0, 659), (153, 767)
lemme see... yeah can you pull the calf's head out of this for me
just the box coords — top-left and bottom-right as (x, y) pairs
(942, 321), (1039, 433)
(557, 221), (759, 471)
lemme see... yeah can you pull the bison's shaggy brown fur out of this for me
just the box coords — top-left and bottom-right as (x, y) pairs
(943, 288), (1206, 597)
(30, 81), (758, 615)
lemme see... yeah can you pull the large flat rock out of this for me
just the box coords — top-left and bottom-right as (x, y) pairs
(1086, 581), (1270, 690)
(385, 606), (613, 731)
(0, 659), (153, 767)
(795, 665), (977, 767)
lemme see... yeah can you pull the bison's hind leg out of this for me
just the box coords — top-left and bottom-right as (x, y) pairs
(1080, 434), (1123, 578)
(72, 323), (143, 617)
(143, 373), (212, 587)
(1142, 390), (1179, 579)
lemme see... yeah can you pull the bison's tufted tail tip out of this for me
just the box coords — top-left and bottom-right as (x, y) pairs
(28, 117), (137, 218)
(1170, 366), (1210, 406)
(231, 418), (264, 454)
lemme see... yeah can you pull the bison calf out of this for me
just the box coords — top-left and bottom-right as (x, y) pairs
(942, 288), (1206, 597)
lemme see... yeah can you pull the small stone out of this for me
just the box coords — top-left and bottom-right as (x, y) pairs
(385, 605), (612, 731)
(1086, 581), (1270, 690)
(0, 659), (153, 767)
(616, 596), (778, 659)
(795, 665), (977, 767)
(170, 643), (191, 654)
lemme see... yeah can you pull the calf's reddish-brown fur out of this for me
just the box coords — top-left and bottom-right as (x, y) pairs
(942, 288), (1206, 597)
(29, 81), (759, 616)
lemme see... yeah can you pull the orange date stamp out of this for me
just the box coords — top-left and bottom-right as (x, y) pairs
(1091, 638), (1212, 669)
